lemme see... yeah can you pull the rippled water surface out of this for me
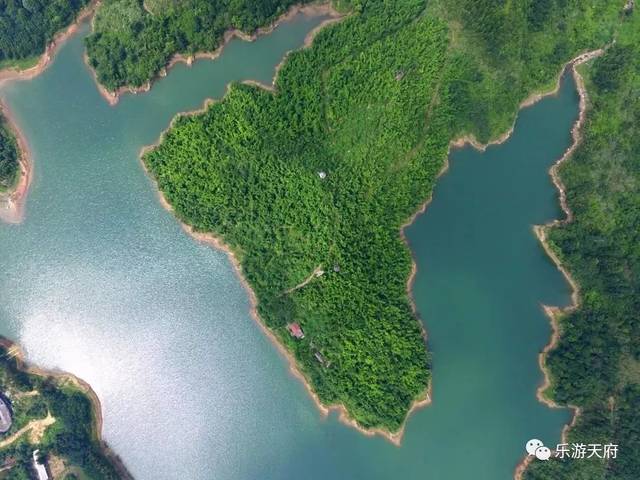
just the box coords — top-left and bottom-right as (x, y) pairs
(0, 16), (576, 480)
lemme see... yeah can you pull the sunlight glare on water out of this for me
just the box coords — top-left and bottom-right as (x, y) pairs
(0, 12), (577, 480)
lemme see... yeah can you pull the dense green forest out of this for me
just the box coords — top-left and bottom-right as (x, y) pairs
(0, 0), (89, 68)
(0, 0), (637, 474)
(0, 343), (129, 479)
(0, 119), (18, 191)
(85, 0), (307, 91)
(524, 11), (640, 480)
(144, 0), (629, 434)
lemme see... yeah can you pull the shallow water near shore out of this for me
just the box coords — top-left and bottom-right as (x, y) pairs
(0, 12), (576, 480)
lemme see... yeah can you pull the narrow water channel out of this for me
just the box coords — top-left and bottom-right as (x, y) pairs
(404, 73), (577, 479)
(0, 15), (576, 479)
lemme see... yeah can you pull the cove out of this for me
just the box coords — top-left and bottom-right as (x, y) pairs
(0, 13), (577, 480)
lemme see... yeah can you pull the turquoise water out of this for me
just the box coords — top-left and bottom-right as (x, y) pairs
(0, 14), (577, 480)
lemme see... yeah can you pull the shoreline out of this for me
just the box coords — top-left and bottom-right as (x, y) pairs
(511, 51), (602, 480)
(88, 2), (342, 106)
(0, 337), (133, 479)
(139, 155), (433, 446)
(133, 2), (435, 444)
(135, 6), (434, 446)
(396, 48), (603, 453)
(449, 49), (604, 153)
(0, 0), (100, 224)
(0, 104), (31, 224)
(0, 0), (600, 452)
(137, 23), (603, 445)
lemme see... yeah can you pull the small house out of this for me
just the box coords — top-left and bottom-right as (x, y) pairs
(0, 395), (12, 434)
(287, 322), (305, 339)
(32, 450), (49, 480)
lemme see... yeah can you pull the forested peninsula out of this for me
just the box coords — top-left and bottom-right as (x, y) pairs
(2, 0), (638, 476)
(0, 0), (89, 70)
(0, 339), (132, 479)
(85, 0), (314, 94)
(139, 0), (639, 453)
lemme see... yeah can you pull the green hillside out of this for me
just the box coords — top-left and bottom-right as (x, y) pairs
(143, 0), (629, 438)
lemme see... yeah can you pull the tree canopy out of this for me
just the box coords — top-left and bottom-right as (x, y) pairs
(525, 11), (640, 480)
(144, 0), (629, 437)
(85, 0), (305, 91)
(0, 120), (18, 191)
(0, 344), (128, 479)
(0, 0), (89, 65)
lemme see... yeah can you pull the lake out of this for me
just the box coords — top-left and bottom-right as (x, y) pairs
(0, 12), (576, 480)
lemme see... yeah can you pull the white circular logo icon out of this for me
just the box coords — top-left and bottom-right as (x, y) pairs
(535, 446), (552, 461)
(526, 439), (544, 456)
